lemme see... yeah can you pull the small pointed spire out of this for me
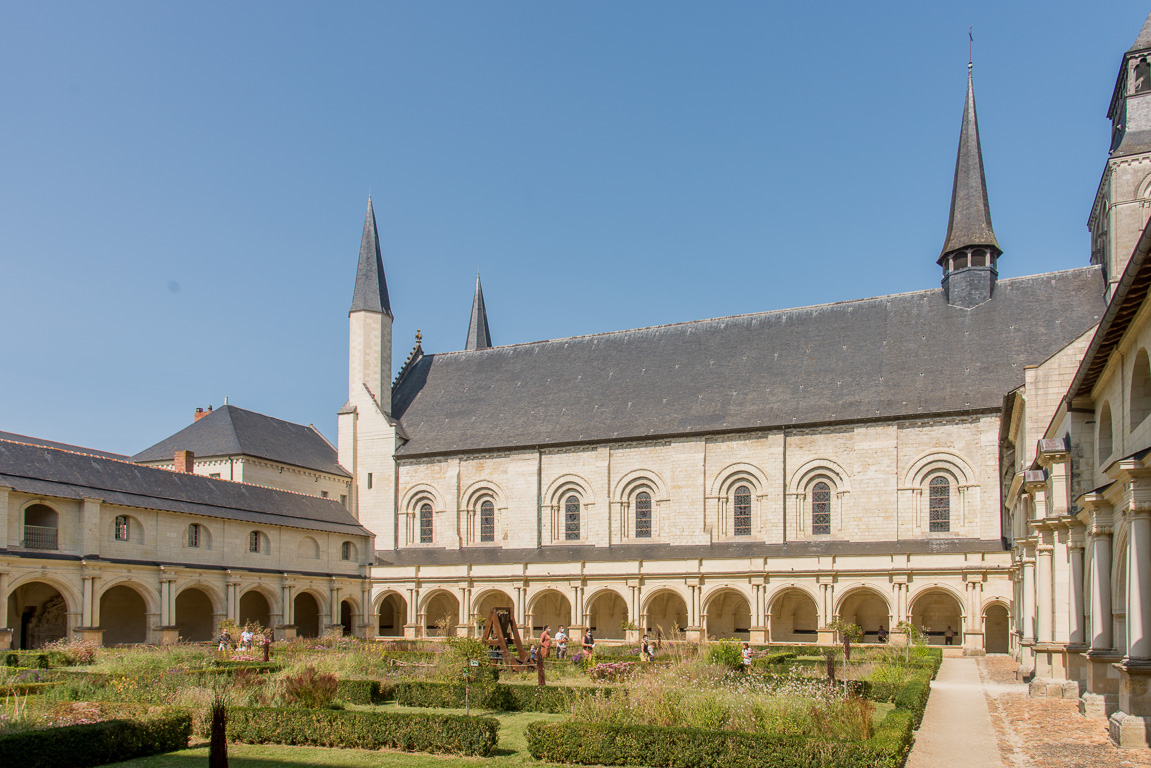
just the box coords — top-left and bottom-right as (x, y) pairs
(350, 196), (393, 315)
(939, 64), (1000, 262)
(1130, 11), (1151, 53)
(465, 273), (492, 351)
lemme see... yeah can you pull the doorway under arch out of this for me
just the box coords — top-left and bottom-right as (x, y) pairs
(101, 585), (148, 645)
(769, 589), (819, 642)
(175, 587), (215, 642)
(294, 592), (321, 638)
(378, 593), (406, 637)
(838, 588), (890, 642)
(8, 581), (68, 649)
(238, 590), (271, 631)
(586, 591), (628, 640)
(528, 590), (572, 635)
(424, 591), (459, 637)
(704, 590), (751, 640)
(984, 603), (1010, 654)
(645, 590), (688, 639)
(340, 599), (355, 636)
(910, 589), (964, 646)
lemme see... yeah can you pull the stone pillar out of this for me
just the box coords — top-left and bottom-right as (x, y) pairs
(81, 575), (94, 627)
(226, 580), (238, 622)
(404, 587), (418, 639)
(1022, 556), (1036, 643)
(279, 583), (296, 641)
(1091, 531), (1114, 651)
(1110, 507), (1151, 746)
(1070, 540), (1087, 645)
(158, 578), (179, 644)
(361, 584), (374, 640)
(75, 574), (103, 644)
(0, 570), (11, 650)
(457, 587), (470, 637)
(1053, 528), (1071, 644)
(1037, 541), (1054, 644)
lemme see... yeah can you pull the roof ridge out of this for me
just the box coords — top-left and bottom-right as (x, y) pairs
(420, 266), (1099, 359)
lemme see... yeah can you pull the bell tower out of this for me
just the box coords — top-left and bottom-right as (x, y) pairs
(1089, 11), (1151, 300)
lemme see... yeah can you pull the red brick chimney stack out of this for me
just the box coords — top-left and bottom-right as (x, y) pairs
(174, 450), (195, 473)
(194, 405), (213, 422)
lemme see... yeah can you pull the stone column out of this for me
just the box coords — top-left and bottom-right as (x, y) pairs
(158, 577), (178, 644)
(1070, 539), (1086, 645)
(0, 570), (11, 649)
(361, 584), (374, 640)
(457, 587), (469, 637)
(1022, 555), (1037, 643)
(81, 576), (94, 627)
(1091, 530), (1113, 650)
(405, 587), (418, 639)
(1127, 509), (1151, 662)
(1037, 541), (1054, 644)
(1053, 528), (1071, 644)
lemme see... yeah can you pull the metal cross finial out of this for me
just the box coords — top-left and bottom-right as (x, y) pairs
(416, 329), (422, 344)
(969, 25), (973, 68)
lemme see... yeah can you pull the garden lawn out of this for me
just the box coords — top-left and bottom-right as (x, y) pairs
(102, 708), (618, 768)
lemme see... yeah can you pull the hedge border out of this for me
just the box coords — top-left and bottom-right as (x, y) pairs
(394, 680), (613, 713)
(0, 712), (191, 768)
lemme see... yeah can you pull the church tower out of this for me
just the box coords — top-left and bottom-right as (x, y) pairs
(338, 196), (398, 552)
(1089, 11), (1151, 301)
(939, 62), (1001, 309)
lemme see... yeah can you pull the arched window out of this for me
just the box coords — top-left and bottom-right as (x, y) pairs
(340, 541), (353, 561)
(564, 495), (581, 540)
(248, 530), (261, 553)
(929, 477), (951, 533)
(419, 503), (434, 544)
(480, 500), (495, 543)
(635, 491), (652, 538)
(1133, 349), (1151, 429)
(188, 523), (201, 548)
(812, 481), (831, 535)
(114, 515), (130, 541)
(733, 485), (751, 536)
(23, 503), (58, 550)
(1099, 401), (1114, 461)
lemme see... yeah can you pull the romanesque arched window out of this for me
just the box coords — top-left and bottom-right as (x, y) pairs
(1132, 349), (1151, 429)
(929, 477), (951, 533)
(480, 500), (495, 543)
(1100, 401), (1114, 461)
(564, 495), (581, 540)
(635, 491), (652, 538)
(812, 481), (831, 535)
(420, 503), (434, 543)
(114, 515), (130, 541)
(733, 485), (751, 536)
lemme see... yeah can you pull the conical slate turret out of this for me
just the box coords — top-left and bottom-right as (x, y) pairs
(465, 274), (492, 351)
(350, 196), (392, 316)
(939, 65), (1000, 261)
(1130, 11), (1151, 53)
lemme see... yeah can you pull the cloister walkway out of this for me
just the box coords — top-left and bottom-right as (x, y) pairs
(907, 656), (1005, 768)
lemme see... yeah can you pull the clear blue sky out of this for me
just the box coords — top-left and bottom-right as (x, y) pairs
(2, 3), (1148, 455)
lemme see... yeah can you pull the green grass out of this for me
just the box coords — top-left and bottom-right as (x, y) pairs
(104, 706), (590, 768)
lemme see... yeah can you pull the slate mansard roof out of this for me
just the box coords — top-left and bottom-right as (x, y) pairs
(132, 405), (349, 478)
(0, 438), (370, 537)
(392, 267), (1106, 457)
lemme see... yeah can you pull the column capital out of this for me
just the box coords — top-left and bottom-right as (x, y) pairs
(1090, 525), (1114, 539)
(1131, 503), (1151, 518)
(1037, 543), (1054, 554)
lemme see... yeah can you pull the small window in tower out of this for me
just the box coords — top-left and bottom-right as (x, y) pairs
(114, 515), (130, 541)
(954, 254), (968, 270)
(321, 490), (329, 499)
(971, 249), (986, 267)
(1136, 57), (1151, 94)
(340, 494), (347, 508)
(367, 473), (373, 489)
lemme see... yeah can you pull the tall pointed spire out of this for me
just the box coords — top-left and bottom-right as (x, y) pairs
(350, 196), (392, 316)
(465, 274), (493, 351)
(939, 64), (1000, 261)
(1130, 11), (1151, 53)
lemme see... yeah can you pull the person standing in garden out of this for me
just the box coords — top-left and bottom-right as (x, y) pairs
(944, 626), (955, 645)
(540, 625), (552, 658)
(555, 626), (568, 659)
(741, 642), (752, 671)
(583, 628), (595, 659)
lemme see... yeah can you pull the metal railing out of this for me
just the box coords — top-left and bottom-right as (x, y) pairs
(23, 524), (58, 550)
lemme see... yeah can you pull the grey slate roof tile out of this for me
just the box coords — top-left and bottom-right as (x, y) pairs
(0, 438), (369, 536)
(0, 431), (126, 461)
(940, 67), (999, 258)
(131, 405), (349, 477)
(392, 267), (1105, 457)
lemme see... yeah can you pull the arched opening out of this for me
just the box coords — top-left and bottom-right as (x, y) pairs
(378, 593), (406, 637)
(340, 599), (354, 636)
(984, 604), (1010, 654)
(910, 589), (964, 646)
(8, 581), (67, 649)
(475, 590), (516, 627)
(769, 588), (819, 642)
(237, 590), (271, 631)
(101, 585), (148, 645)
(1132, 348), (1151, 429)
(528, 590), (572, 635)
(175, 587), (215, 642)
(22, 503), (59, 550)
(424, 591), (459, 637)
(586, 591), (628, 640)
(838, 588), (890, 642)
(644, 590), (688, 639)
(1100, 401), (1114, 461)
(297, 537), (320, 559)
(704, 589), (751, 640)
(294, 592), (321, 638)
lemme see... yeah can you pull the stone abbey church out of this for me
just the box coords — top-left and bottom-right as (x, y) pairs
(8, 9), (1151, 746)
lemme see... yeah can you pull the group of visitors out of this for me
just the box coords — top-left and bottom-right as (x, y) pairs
(215, 626), (269, 652)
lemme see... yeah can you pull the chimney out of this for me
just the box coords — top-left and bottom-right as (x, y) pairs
(194, 405), (213, 422)
(175, 450), (195, 473)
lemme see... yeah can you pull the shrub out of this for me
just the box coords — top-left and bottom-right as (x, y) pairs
(227, 706), (498, 756)
(0, 712), (191, 768)
(281, 665), (338, 708)
(706, 641), (743, 671)
(335, 679), (394, 705)
(393, 680), (612, 713)
(588, 662), (639, 682)
(526, 720), (908, 768)
(42, 638), (99, 666)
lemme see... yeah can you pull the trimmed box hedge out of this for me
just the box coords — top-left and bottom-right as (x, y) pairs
(335, 678), (394, 704)
(0, 711), (191, 768)
(394, 680), (612, 713)
(227, 706), (499, 756)
(0, 681), (62, 696)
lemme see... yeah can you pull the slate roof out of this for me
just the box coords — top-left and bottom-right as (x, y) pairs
(0, 431), (126, 461)
(939, 66), (999, 259)
(131, 405), (349, 477)
(376, 538), (1007, 567)
(1131, 11), (1151, 53)
(0, 438), (370, 536)
(392, 267), (1106, 458)
(465, 274), (493, 351)
(350, 196), (392, 315)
